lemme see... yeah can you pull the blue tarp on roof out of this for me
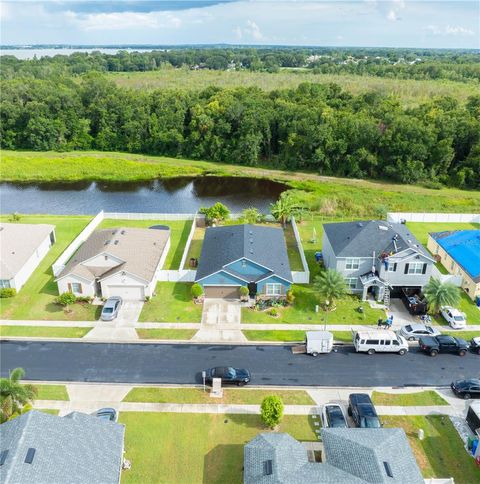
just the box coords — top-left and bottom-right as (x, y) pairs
(433, 230), (480, 280)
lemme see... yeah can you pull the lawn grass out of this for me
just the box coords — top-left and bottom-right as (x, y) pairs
(433, 292), (480, 326)
(0, 215), (101, 321)
(138, 282), (202, 322)
(136, 328), (197, 340)
(123, 387), (315, 405)
(0, 325), (91, 338)
(383, 415), (480, 483)
(34, 384), (69, 401)
(243, 330), (353, 343)
(183, 227), (205, 269)
(242, 285), (384, 325)
(38, 409), (60, 415)
(119, 412), (317, 483)
(283, 223), (305, 271)
(99, 218), (192, 270)
(443, 331), (480, 340)
(406, 222), (480, 246)
(371, 390), (448, 406)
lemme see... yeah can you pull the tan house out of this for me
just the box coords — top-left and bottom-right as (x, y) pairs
(55, 227), (170, 300)
(427, 230), (480, 301)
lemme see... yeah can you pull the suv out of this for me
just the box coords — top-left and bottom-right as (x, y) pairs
(348, 393), (381, 428)
(418, 335), (469, 357)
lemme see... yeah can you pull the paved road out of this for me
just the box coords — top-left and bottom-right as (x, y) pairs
(1, 341), (478, 386)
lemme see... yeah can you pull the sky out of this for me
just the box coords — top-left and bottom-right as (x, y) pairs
(0, 0), (479, 49)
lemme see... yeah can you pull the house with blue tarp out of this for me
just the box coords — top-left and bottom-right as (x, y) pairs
(428, 229), (480, 302)
(195, 224), (292, 299)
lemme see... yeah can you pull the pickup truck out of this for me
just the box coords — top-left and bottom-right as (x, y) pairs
(418, 335), (469, 357)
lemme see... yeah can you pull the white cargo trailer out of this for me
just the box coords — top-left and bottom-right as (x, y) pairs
(292, 331), (334, 356)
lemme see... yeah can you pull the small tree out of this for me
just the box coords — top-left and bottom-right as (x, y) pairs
(239, 286), (249, 300)
(191, 283), (204, 300)
(261, 395), (284, 429)
(241, 207), (261, 224)
(286, 289), (295, 305)
(56, 292), (77, 312)
(270, 192), (306, 227)
(0, 368), (37, 423)
(9, 212), (21, 222)
(199, 202), (230, 225)
(313, 269), (348, 309)
(424, 278), (460, 314)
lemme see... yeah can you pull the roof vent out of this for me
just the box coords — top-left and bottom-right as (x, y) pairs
(249, 249), (254, 254)
(378, 225), (389, 231)
(249, 238), (254, 244)
(263, 460), (273, 476)
(24, 448), (36, 464)
(114, 240), (119, 245)
(383, 461), (393, 478)
(0, 450), (9, 466)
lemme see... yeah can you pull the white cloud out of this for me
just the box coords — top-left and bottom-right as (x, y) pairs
(426, 24), (474, 36)
(245, 20), (265, 41)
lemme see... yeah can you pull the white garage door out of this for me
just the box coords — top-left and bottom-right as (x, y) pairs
(107, 286), (145, 300)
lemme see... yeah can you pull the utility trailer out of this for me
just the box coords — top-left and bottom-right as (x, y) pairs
(291, 331), (334, 357)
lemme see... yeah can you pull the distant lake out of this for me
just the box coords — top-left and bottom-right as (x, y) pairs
(0, 177), (286, 215)
(0, 48), (161, 60)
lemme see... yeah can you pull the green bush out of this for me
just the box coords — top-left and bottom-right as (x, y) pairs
(199, 202), (230, 224)
(191, 283), (204, 299)
(239, 286), (249, 297)
(55, 292), (77, 307)
(267, 307), (278, 317)
(286, 289), (295, 305)
(0, 288), (17, 298)
(261, 395), (284, 428)
(75, 295), (92, 303)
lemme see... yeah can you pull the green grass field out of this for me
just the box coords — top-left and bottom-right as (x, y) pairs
(119, 412), (317, 484)
(35, 384), (69, 401)
(108, 69), (480, 107)
(0, 325), (91, 338)
(243, 330), (353, 343)
(372, 391), (448, 406)
(136, 328), (198, 340)
(407, 222), (480, 246)
(123, 387), (315, 405)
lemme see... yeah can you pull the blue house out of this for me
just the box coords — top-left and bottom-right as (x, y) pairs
(195, 224), (292, 299)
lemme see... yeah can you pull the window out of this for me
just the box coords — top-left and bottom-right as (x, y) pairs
(345, 258), (360, 270)
(388, 263), (397, 272)
(450, 260), (455, 271)
(266, 283), (282, 296)
(366, 339), (379, 345)
(407, 262), (424, 275)
(70, 282), (83, 294)
(0, 280), (11, 289)
(345, 277), (357, 290)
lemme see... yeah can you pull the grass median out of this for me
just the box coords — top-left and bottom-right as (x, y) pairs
(372, 390), (448, 406)
(243, 330), (353, 343)
(35, 384), (69, 401)
(135, 329), (197, 340)
(0, 325), (91, 338)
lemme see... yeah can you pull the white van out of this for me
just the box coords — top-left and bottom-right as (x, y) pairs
(353, 330), (409, 356)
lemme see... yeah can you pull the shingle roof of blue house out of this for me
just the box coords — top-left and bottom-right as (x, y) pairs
(195, 224), (292, 283)
(430, 230), (480, 282)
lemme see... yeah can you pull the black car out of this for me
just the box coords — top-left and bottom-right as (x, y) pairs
(470, 337), (480, 355)
(204, 366), (251, 386)
(418, 335), (469, 357)
(348, 393), (381, 428)
(451, 379), (480, 399)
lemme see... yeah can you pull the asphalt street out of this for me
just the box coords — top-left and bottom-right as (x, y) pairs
(1, 341), (478, 386)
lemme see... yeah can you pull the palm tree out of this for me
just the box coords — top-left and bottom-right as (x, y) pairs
(313, 269), (348, 309)
(424, 278), (460, 314)
(0, 368), (37, 423)
(270, 192), (305, 227)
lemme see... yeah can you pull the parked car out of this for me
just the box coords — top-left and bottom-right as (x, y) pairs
(440, 306), (467, 329)
(353, 330), (409, 355)
(470, 337), (480, 355)
(204, 366), (251, 386)
(321, 404), (348, 428)
(418, 335), (469, 356)
(399, 323), (441, 341)
(451, 379), (480, 399)
(95, 407), (117, 422)
(100, 296), (122, 321)
(348, 393), (381, 428)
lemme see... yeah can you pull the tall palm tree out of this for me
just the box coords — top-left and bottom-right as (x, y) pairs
(270, 192), (305, 227)
(424, 278), (460, 314)
(313, 269), (348, 309)
(0, 368), (37, 423)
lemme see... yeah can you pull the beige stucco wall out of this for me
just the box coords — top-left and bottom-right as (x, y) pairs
(57, 275), (95, 297)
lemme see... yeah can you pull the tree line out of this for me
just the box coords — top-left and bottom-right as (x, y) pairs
(1, 74), (479, 189)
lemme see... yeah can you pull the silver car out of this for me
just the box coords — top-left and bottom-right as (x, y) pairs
(399, 323), (441, 341)
(100, 296), (122, 321)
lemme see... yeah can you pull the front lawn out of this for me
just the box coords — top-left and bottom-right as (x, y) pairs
(383, 415), (480, 483)
(138, 282), (202, 322)
(372, 390), (448, 406)
(433, 292), (480, 326)
(119, 412), (317, 483)
(98, 218), (193, 270)
(0, 325), (91, 338)
(136, 329), (197, 340)
(243, 330), (353, 343)
(242, 285), (384, 324)
(182, 227), (205, 269)
(0, 215), (99, 320)
(123, 387), (315, 405)
(35, 384), (69, 401)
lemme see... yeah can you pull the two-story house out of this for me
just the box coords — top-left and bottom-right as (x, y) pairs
(322, 220), (434, 303)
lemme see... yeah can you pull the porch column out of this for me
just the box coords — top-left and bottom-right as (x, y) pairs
(377, 285), (385, 302)
(362, 285), (368, 301)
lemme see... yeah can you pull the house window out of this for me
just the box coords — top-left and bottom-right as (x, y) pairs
(266, 283), (282, 296)
(388, 263), (396, 272)
(70, 282), (83, 294)
(0, 280), (11, 289)
(345, 277), (357, 290)
(242, 260), (246, 268)
(450, 260), (455, 271)
(345, 258), (360, 270)
(408, 262), (424, 275)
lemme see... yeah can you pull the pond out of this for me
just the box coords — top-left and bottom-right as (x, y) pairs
(0, 176), (287, 215)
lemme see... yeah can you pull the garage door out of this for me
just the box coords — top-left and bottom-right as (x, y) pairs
(107, 286), (145, 300)
(204, 286), (240, 299)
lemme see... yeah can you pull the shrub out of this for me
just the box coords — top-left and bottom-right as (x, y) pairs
(55, 292), (77, 307)
(267, 307), (278, 317)
(191, 283), (204, 299)
(0, 288), (17, 298)
(75, 295), (92, 303)
(239, 286), (249, 297)
(261, 395), (284, 429)
(241, 207), (261, 224)
(286, 289), (295, 305)
(199, 202), (230, 225)
(8, 212), (21, 222)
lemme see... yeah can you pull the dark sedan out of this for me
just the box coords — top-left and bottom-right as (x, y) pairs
(470, 337), (480, 355)
(204, 366), (251, 386)
(348, 393), (381, 428)
(451, 379), (480, 399)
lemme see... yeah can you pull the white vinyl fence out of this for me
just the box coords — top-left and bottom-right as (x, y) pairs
(104, 212), (202, 221)
(179, 212), (199, 271)
(291, 217), (310, 284)
(431, 266), (463, 287)
(156, 270), (196, 282)
(388, 212), (480, 223)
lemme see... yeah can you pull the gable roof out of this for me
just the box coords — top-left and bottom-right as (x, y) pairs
(0, 223), (55, 279)
(195, 224), (292, 283)
(323, 220), (431, 259)
(430, 230), (480, 282)
(0, 410), (124, 484)
(56, 227), (169, 283)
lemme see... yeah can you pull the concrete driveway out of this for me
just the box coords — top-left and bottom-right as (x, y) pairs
(387, 298), (418, 328)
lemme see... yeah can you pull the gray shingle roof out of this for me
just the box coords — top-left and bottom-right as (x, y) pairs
(323, 220), (431, 259)
(195, 224), (292, 283)
(0, 410), (124, 484)
(57, 227), (169, 283)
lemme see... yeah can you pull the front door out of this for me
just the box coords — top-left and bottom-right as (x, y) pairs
(247, 282), (257, 297)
